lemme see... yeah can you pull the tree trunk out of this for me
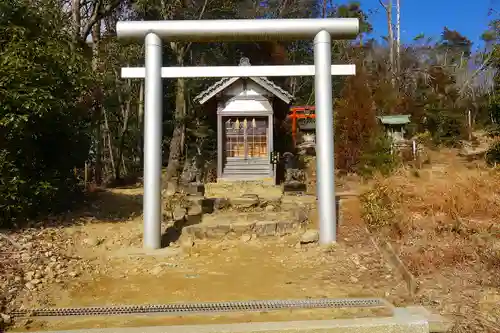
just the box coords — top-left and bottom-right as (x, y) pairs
(102, 107), (116, 179)
(71, 0), (81, 46)
(115, 93), (131, 180)
(380, 0), (395, 86)
(164, 44), (187, 182)
(396, 0), (401, 74)
(92, 22), (103, 185)
(387, 0), (394, 84)
(138, 80), (144, 168)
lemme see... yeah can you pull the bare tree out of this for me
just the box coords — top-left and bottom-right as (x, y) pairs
(69, 0), (125, 45)
(395, 0), (401, 74)
(379, 0), (395, 85)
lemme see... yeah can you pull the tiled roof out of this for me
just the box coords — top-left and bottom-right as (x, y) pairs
(377, 115), (411, 125)
(193, 57), (294, 105)
(194, 77), (235, 104)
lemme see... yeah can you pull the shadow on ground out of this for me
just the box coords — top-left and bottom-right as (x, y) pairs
(161, 211), (203, 247)
(8, 188), (145, 232)
(76, 189), (143, 222)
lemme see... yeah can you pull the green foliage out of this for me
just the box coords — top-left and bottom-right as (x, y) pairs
(424, 105), (466, 146)
(355, 134), (399, 177)
(0, 0), (94, 227)
(485, 141), (500, 166)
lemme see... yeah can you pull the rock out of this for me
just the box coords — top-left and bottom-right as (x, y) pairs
(83, 237), (101, 247)
(214, 198), (231, 210)
(205, 224), (230, 239)
(25, 282), (35, 290)
(187, 203), (203, 216)
(150, 266), (163, 276)
(186, 203), (203, 225)
(231, 195), (259, 208)
(349, 276), (359, 283)
(25, 271), (34, 281)
(294, 209), (309, 224)
(276, 220), (297, 236)
(164, 181), (178, 196)
(30, 279), (41, 285)
(1, 313), (12, 325)
(254, 221), (277, 237)
(265, 205), (275, 212)
(180, 236), (195, 250)
(183, 182), (205, 196)
(172, 206), (186, 222)
(351, 254), (361, 266)
(300, 229), (319, 244)
(283, 181), (307, 193)
(295, 242), (302, 249)
(240, 234), (252, 242)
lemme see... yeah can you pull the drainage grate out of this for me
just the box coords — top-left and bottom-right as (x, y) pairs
(11, 298), (388, 318)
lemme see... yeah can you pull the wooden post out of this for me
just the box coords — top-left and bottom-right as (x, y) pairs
(468, 109), (472, 141)
(412, 140), (417, 161)
(84, 162), (88, 189)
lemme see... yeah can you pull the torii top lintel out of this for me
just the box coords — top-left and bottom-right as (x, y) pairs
(115, 18), (359, 41)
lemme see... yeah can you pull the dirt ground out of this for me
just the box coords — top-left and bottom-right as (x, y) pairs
(2, 145), (499, 332)
(4, 189), (410, 332)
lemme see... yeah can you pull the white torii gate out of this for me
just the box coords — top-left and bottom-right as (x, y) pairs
(116, 18), (359, 250)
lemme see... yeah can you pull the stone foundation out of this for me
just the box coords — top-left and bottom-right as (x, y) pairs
(164, 183), (359, 242)
(182, 219), (302, 240)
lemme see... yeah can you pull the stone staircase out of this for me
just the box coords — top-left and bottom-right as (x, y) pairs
(163, 181), (317, 242)
(163, 181), (360, 243)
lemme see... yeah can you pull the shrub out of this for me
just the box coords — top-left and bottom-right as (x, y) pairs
(0, 0), (94, 227)
(485, 140), (500, 166)
(355, 134), (399, 177)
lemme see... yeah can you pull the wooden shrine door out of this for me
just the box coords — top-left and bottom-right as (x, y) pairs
(222, 116), (270, 177)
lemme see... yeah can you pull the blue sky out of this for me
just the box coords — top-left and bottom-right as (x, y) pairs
(337, 0), (498, 50)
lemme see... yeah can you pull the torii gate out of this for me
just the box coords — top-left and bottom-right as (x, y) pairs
(117, 18), (359, 249)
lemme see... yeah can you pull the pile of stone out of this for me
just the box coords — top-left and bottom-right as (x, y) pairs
(0, 227), (90, 326)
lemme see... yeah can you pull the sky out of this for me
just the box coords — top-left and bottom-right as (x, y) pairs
(337, 0), (498, 51)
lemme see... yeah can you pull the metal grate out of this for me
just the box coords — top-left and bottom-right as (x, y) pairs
(10, 298), (388, 318)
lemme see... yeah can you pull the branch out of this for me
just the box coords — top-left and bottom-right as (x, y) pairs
(378, 0), (388, 11)
(81, 0), (122, 42)
(277, 0), (290, 18)
(183, 0), (209, 55)
(458, 52), (492, 96)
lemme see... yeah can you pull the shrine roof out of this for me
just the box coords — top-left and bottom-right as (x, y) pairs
(194, 57), (294, 105)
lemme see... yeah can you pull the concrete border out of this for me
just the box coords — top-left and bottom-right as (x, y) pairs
(366, 227), (418, 297)
(17, 314), (430, 333)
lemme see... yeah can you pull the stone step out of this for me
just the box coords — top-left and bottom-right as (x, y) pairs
(181, 210), (304, 240)
(223, 164), (271, 171)
(205, 182), (282, 200)
(222, 169), (271, 175)
(224, 160), (270, 166)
